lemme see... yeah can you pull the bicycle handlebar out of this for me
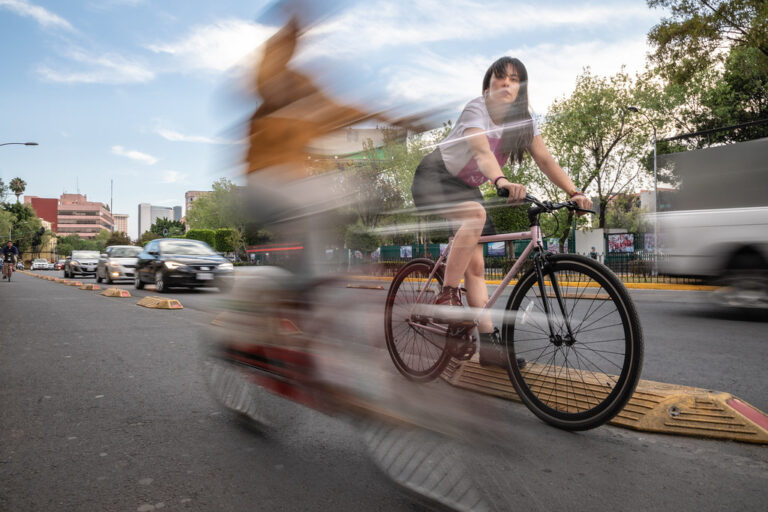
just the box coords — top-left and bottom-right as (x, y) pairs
(496, 189), (596, 215)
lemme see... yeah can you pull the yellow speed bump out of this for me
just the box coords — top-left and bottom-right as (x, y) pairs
(101, 288), (131, 298)
(65, 281), (83, 286)
(53, 278), (65, 282)
(80, 284), (100, 290)
(137, 295), (183, 310)
(442, 361), (768, 444)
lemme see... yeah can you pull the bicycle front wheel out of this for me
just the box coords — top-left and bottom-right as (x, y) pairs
(503, 254), (643, 430)
(384, 259), (451, 382)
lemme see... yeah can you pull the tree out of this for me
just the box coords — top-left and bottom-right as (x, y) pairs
(647, 0), (768, 143)
(344, 226), (380, 256)
(150, 218), (185, 237)
(2, 202), (42, 254)
(543, 68), (651, 228)
(138, 231), (161, 246)
(185, 178), (248, 254)
(0, 178), (7, 202)
(604, 195), (651, 232)
(648, 0), (767, 84)
(9, 177), (26, 203)
(106, 231), (132, 247)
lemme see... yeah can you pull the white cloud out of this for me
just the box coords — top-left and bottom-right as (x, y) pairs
(160, 170), (188, 184)
(301, 0), (656, 59)
(112, 145), (158, 165)
(386, 35), (652, 114)
(155, 128), (235, 145)
(37, 48), (154, 84)
(146, 19), (276, 72)
(0, 0), (73, 31)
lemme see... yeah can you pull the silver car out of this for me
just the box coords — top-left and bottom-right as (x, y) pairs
(97, 245), (142, 284)
(64, 250), (100, 278)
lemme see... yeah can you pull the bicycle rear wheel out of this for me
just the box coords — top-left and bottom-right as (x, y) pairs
(384, 259), (451, 381)
(503, 254), (643, 430)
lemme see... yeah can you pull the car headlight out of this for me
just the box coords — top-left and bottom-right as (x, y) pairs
(164, 261), (183, 270)
(218, 263), (234, 271)
(71, 260), (80, 266)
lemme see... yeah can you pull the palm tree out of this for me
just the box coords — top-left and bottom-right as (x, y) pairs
(9, 177), (26, 203)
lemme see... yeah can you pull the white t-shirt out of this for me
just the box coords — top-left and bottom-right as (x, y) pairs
(438, 96), (539, 187)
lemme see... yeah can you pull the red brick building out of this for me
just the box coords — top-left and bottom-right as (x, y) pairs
(24, 196), (59, 233)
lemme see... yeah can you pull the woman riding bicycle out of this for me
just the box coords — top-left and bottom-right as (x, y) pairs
(411, 56), (592, 368)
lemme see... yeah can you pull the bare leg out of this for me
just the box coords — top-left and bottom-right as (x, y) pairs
(443, 202), (486, 288)
(463, 245), (493, 333)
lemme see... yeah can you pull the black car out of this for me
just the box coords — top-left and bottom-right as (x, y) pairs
(135, 238), (234, 292)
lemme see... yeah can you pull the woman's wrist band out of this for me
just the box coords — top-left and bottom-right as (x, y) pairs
(493, 176), (508, 187)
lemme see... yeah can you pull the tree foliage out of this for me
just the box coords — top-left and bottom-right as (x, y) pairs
(9, 177), (26, 203)
(214, 228), (238, 253)
(543, 68), (651, 228)
(150, 218), (185, 237)
(106, 231), (132, 247)
(647, 0), (768, 143)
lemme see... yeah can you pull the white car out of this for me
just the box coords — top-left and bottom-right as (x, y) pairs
(97, 245), (142, 284)
(31, 258), (49, 270)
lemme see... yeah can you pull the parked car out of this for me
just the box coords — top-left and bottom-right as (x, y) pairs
(135, 238), (234, 293)
(64, 250), (100, 278)
(97, 245), (142, 284)
(31, 258), (49, 270)
(55, 259), (67, 270)
(16, 261), (25, 270)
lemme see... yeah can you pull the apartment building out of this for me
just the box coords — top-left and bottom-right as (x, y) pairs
(57, 194), (114, 238)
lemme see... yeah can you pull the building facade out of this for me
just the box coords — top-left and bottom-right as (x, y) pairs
(184, 190), (210, 218)
(57, 194), (114, 238)
(113, 213), (129, 234)
(24, 196), (59, 233)
(137, 203), (182, 236)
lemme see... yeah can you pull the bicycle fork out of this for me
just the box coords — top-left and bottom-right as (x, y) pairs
(533, 253), (576, 347)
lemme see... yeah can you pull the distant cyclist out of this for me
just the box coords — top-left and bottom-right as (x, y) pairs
(2, 241), (19, 280)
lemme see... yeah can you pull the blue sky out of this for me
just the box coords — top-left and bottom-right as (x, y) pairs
(0, 0), (664, 239)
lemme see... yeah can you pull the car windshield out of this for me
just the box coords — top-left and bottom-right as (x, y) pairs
(72, 251), (100, 259)
(159, 240), (216, 256)
(110, 247), (142, 258)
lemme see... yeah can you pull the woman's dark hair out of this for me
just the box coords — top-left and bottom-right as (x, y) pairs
(482, 57), (533, 165)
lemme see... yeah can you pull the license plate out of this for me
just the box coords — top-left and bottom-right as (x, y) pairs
(197, 272), (214, 280)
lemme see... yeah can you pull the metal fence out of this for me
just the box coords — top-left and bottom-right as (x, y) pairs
(364, 251), (705, 286)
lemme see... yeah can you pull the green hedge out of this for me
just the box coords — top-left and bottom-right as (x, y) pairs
(185, 229), (215, 247)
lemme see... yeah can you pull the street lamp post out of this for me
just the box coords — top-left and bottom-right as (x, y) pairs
(627, 106), (658, 273)
(0, 142), (38, 147)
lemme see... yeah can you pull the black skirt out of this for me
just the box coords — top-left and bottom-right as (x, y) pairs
(411, 149), (496, 236)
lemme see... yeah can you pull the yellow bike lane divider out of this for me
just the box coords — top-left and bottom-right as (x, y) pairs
(79, 283), (100, 291)
(101, 288), (132, 298)
(442, 361), (768, 444)
(137, 296), (183, 310)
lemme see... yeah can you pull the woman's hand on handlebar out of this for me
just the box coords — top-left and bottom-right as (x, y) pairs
(570, 194), (593, 216)
(496, 179), (527, 204)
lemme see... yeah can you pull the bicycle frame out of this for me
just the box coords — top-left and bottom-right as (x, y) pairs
(409, 225), (544, 336)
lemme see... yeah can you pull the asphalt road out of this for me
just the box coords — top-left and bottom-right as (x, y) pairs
(1, 271), (767, 511)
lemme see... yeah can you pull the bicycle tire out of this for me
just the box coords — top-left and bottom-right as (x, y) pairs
(384, 259), (451, 381)
(503, 254), (643, 430)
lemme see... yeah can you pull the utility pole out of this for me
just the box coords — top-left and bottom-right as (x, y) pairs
(110, 180), (114, 232)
